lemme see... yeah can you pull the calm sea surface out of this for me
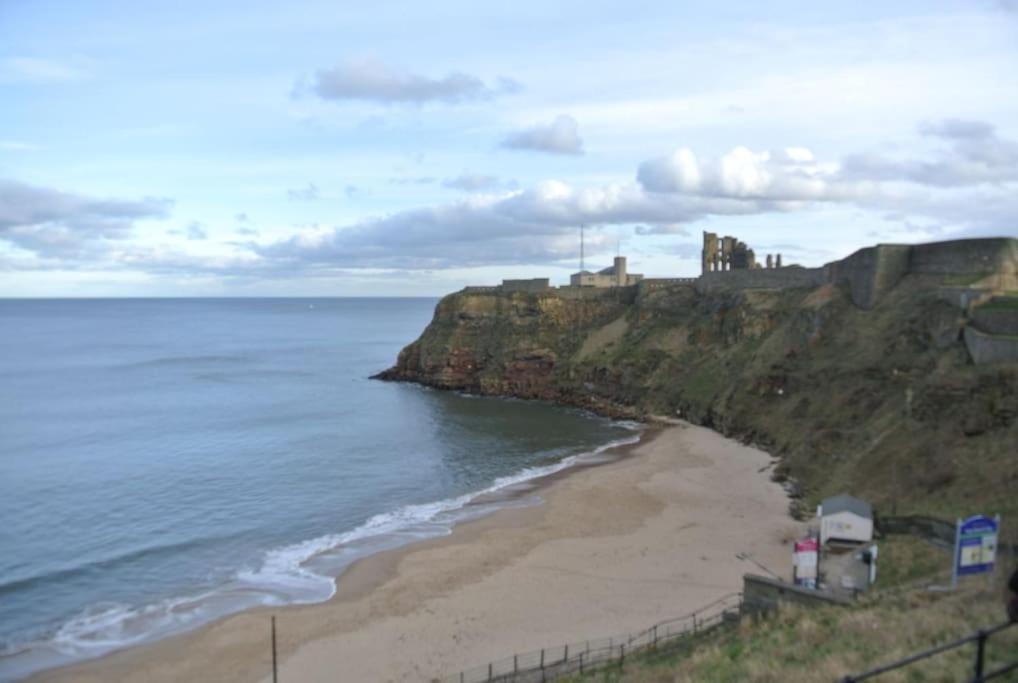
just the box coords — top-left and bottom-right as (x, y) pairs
(0, 298), (636, 680)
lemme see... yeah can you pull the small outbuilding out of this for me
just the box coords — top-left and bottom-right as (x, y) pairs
(818, 494), (873, 546)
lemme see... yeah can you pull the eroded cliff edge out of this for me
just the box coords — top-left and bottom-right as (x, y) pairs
(375, 241), (1018, 520)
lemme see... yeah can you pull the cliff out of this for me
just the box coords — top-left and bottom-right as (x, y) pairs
(375, 239), (1018, 522)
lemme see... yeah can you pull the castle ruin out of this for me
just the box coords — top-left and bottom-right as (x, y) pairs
(701, 232), (781, 274)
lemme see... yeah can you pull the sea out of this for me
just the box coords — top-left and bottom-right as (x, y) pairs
(0, 298), (638, 681)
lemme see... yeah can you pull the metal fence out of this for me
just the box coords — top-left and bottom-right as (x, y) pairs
(441, 593), (742, 683)
(841, 620), (1017, 682)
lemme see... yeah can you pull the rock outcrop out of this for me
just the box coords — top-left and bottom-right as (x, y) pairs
(375, 240), (1018, 522)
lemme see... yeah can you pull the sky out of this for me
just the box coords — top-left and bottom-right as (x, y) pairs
(1, 0), (1017, 297)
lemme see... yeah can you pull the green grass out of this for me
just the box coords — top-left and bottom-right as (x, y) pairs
(942, 272), (991, 286)
(976, 297), (1018, 311)
(562, 536), (1014, 683)
(564, 585), (1015, 683)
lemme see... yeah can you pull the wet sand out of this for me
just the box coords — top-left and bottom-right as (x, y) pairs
(34, 420), (801, 683)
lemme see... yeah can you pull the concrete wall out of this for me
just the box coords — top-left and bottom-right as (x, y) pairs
(964, 326), (1018, 364)
(695, 267), (826, 294)
(741, 574), (851, 616)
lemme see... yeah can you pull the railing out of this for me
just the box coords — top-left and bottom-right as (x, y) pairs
(442, 593), (742, 683)
(841, 621), (1017, 682)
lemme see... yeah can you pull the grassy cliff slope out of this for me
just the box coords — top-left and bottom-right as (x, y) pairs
(376, 274), (1018, 525)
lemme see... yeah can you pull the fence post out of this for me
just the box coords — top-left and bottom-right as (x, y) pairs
(620, 644), (625, 669)
(460, 672), (464, 683)
(974, 629), (987, 681)
(514, 654), (518, 674)
(488, 661), (492, 682)
(579, 651), (584, 675)
(271, 615), (278, 683)
(540, 649), (545, 670)
(564, 644), (568, 663)
(653, 624), (658, 648)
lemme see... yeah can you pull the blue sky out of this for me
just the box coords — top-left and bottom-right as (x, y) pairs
(1, 0), (1017, 296)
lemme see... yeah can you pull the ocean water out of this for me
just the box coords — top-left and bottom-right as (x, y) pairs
(0, 298), (638, 681)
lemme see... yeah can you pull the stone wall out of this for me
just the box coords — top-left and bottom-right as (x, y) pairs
(638, 278), (697, 292)
(909, 238), (1018, 276)
(554, 285), (639, 303)
(824, 244), (912, 309)
(695, 267), (826, 294)
(501, 278), (551, 293)
(741, 574), (851, 616)
(964, 326), (1018, 364)
(970, 298), (1018, 336)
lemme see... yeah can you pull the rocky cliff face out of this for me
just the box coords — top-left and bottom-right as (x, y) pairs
(376, 276), (1018, 521)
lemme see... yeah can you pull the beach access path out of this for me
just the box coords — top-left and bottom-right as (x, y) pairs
(35, 421), (801, 683)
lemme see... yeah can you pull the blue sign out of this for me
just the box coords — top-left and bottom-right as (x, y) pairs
(954, 515), (999, 577)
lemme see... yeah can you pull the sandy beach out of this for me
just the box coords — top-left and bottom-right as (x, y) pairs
(33, 421), (800, 683)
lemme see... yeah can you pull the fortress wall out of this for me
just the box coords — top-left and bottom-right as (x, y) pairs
(695, 267), (826, 294)
(501, 278), (551, 293)
(638, 278), (698, 292)
(461, 286), (501, 294)
(936, 287), (994, 311)
(964, 326), (1018, 364)
(554, 286), (638, 303)
(824, 244), (911, 309)
(909, 238), (1018, 276)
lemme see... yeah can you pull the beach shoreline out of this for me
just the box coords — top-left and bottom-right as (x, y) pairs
(31, 420), (800, 683)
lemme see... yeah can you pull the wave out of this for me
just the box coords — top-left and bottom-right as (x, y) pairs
(0, 427), (643, 681)
(0, 534), (238, 599)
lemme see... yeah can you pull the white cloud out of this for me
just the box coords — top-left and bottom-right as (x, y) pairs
(638, 146), (852, 201)
(501, 115), (584, 156)
(442, 173), (512, 192)
(305, 59), (520, 104)
(0, 179), (172, 258)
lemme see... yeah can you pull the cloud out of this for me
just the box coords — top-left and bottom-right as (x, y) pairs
(186, 222), (207, 240)
(256, 179), (793, 270)
(638, 146), (854, 200)
(501, 115), (584, 156)
(306, 59), (521, 104)
(388, 176), (436, 185)
(287, 182), (319, 201)
(255, 118), (1015, 274)
(840, 120), (1018, 187)
(235, 212), (249, 222)
(236, 227), (259, 236)
(442, 173), (509, 192)
(0, 179), (171, 257)
(919, 118), (995, 141)
(640, 119), (1018, 201)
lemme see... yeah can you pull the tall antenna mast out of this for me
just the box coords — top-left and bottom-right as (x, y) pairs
(580, 224), (585, 273)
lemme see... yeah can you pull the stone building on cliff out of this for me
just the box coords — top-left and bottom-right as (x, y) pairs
(702, 231), (782, 274)
(570, 256), (644, 288)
